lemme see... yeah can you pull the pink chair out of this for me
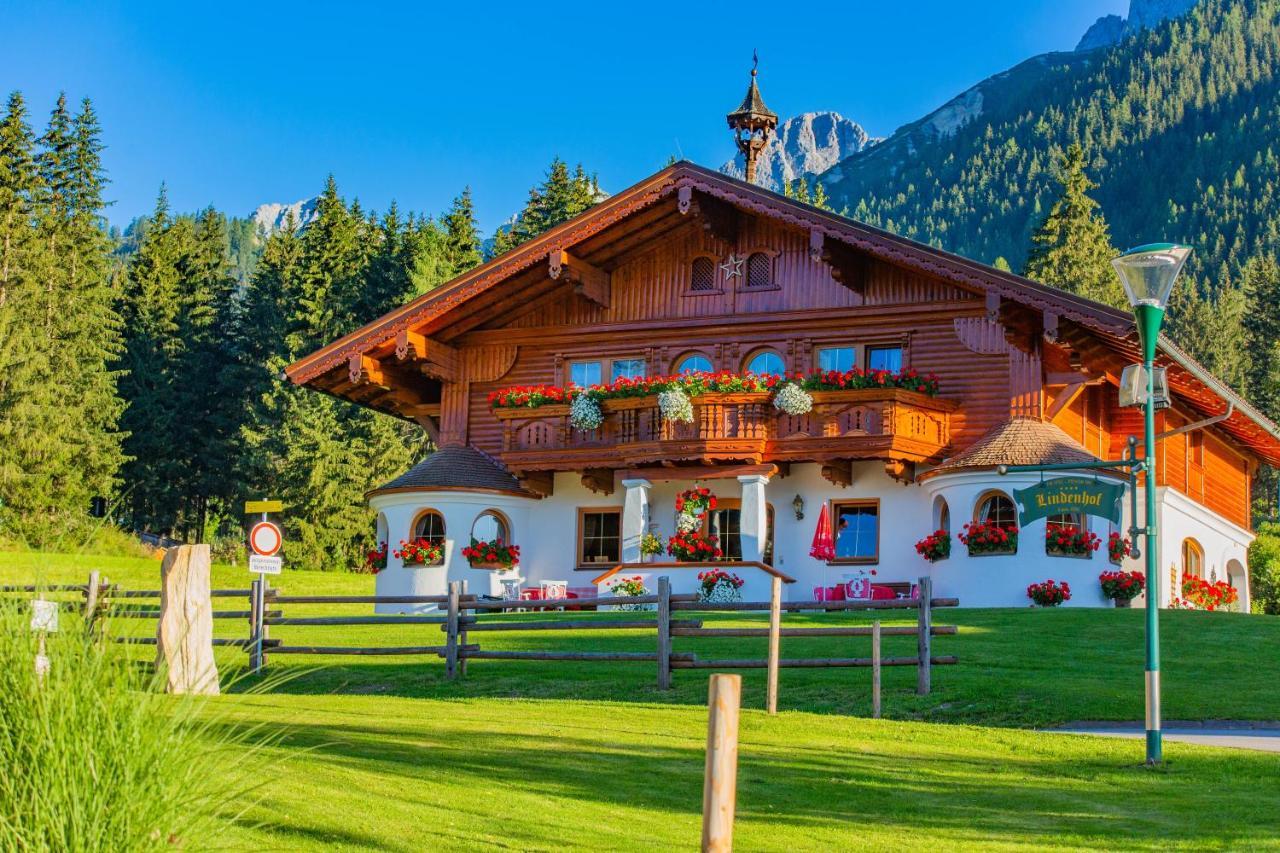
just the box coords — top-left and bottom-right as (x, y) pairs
(870, 585), (896, 601)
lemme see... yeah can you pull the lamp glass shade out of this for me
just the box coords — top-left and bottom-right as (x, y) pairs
(1111, 243), (1191, 309)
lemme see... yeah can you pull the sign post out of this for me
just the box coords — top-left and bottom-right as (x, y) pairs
(245, 500), (284, 674)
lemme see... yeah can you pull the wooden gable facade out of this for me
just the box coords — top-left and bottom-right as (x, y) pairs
(287, 162), (1280, 532)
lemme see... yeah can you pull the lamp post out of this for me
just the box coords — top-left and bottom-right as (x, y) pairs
(1111, 242), (1192, 766)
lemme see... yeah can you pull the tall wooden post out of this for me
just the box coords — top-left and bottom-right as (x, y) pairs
(84, 570), (100, 636)
(445, 581), (460, 680)
(156, 544), (219, 695)
(657, 576), (672, 690)
(917, 576), (932, 695)
(872, 620), (882, 719)
(249, 578), (264, 674)
(766, 576), (781, 714)
(702, 674), (742, 853)
(459, 579), (470, 677)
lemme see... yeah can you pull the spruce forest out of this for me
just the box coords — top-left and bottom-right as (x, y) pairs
(1, 0), (1278, 575)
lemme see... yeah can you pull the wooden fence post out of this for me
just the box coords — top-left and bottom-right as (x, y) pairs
(872, 620), (882, 719)
(445, 581), (460, 680)
(917, 576), (932, 696)
(84, 570), (100, 636)
(657, 576), (671, 690)
(459, 579), (469, 677)
(702, 673), (742, 853)
(261, 579), (272, 671)
(766, 575), (781, 714)
(248, 578), (263, 674)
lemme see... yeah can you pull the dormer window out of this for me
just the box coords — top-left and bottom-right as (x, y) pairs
(690, 257), (717, 292)
(745, 251), (773, 289)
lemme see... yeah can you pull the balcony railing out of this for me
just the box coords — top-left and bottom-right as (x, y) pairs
(495, 388), (956, 471)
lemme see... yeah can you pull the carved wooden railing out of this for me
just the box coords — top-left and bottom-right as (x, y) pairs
(495, 388), (956, 470)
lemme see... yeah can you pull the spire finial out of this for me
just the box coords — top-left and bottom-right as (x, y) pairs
(752, 48), (759, 76)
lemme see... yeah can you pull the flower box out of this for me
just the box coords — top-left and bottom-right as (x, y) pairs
(960, 521), (1017, 556)
(1045, 525), (1100, 558)
(1100, 570), (1145, 606)
(394, 538), (444, 568)
(462, 538), (520, 571)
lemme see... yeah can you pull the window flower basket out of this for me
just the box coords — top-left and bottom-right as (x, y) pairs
(772, 382), (813, 416)
(569, 395), (604, 431)
(393, 538), (444, 567)
(960, 521), (1017, 555)
(668, 531), (723, 562)
(1107, 532), (1132, 566)
(640, 532), (664, 561)
(698, 569), (744, 603)
(1180, 573), (1238, 611)
(657, 387), (694, 423)
(362, 541), (388, 574)
(1045, 525), (1101, 558)
(675, 487), (716, 518)
(914, 529), (951, 563)
(462, 538), (520, 571)
(608, 575), (652, 611)
(1027, 579), (1071, 607)
(1099, 570), (1145, 607)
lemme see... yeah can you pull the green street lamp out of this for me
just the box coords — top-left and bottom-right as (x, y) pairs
(1111, 242), (1192, 766)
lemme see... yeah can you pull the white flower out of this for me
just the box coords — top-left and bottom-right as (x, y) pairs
(569, 395), (604, 431)
(658, 387), (694, 423)
(773, 382), (813, 416)
(677, 511), (701, 533)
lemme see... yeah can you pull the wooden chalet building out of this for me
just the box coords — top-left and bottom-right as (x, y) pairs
(287, 78), (1280, 609)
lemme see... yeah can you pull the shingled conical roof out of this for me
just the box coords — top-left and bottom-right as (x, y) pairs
(925, 417), (1105, 478)
(727, 70), (777, 128)
(369, 446), (529, 496)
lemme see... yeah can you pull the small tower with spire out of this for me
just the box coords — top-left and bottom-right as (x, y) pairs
(727, 52), (779, 185)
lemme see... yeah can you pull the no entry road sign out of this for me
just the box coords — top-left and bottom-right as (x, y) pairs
(249, 521), (282, 556)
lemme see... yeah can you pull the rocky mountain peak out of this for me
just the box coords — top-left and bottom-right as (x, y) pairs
(721, 111), (879, 191)
(252, 197), (320, 235)
(1076, 0), (1199, 51)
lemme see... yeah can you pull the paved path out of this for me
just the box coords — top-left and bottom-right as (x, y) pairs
(1052, 723), (1280, 753)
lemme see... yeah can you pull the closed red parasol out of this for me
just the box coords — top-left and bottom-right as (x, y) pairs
(809, 501), (835, 561)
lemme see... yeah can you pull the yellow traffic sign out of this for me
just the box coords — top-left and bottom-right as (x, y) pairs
(244, 500), (284, 514)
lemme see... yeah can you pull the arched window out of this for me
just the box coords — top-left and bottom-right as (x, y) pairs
(976, 492), (1017, 529)
(1182, 538), (1204, 578)
(412, 509), (446, 545)
(745, 350), (785, 376)
(675, 353), (714, 375)
(472, 510), (511, 545)
(690, 257), (716, 292)
(745, 252), (772, 289)
(933, 497), (950, 533)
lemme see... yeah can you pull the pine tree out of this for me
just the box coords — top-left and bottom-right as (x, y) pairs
(1243, 254), (1280, 419)
(442, 187), (482, 275)
(1023, 144), (1125, 308)
(487, 159), (602, 258)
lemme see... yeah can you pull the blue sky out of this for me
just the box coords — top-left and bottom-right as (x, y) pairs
(2, 1), (1125, 231)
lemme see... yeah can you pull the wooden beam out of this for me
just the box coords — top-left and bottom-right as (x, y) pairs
(580, 468), (615, 496)
(549, 249), (610, 309)
(516, 471), (554, 498)
(394, 332), (458, 382)
(884, 459), (915, 484)
(348, 354), (385, 387)
(819, 238), (869, 295)
(1047, 382), (1088, 420)
(414, 414), (441, 446)
(820, 461), (853, 488)
(690, 192), (740, 244)
(624, 463), (778, 482)
(395, 330), (427, 362)
(1045, 371), (1104, 386)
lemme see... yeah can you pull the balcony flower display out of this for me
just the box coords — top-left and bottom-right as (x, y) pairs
(393, 538), (444, 567)
(960, 521), (1018, 555)
(608, 575), (652, 611)
(640, 532), (664, 561)
(658, 387), (694, 423)
(569, 395), (604, 431)
(772, 381), (813, 416)
(362, 541), (388, 574)
(1099, 570), (1145, 607)
(1045, 524), (1101, 557)
(462, 538), (520, 571)
(675, 486), (716, 534)
(1027, 579), (1071, 607)
(487, 366), (941, 412)
(698, 568), (745, 603)
(1180, 573), (1238, 611)
(668, 531), (723, 562)
(914, 529), (951, 563)
(1107, 532), (1132, 565)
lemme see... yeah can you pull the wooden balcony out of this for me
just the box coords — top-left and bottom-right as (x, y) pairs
(495, 388), (957, 479)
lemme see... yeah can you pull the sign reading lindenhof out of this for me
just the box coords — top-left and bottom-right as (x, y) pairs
(1012, 476), (1125, 526)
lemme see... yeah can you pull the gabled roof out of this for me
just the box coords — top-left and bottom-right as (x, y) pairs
(286, 161), (1280, 465)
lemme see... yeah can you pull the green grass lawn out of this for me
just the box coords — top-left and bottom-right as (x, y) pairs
(5, 550), (1280, 850)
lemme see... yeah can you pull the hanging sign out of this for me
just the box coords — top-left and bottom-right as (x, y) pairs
(244, 500), (284, 514)
(1013, 476), (1124, 526)
(248, 554), (283, 575)
(249, 521), (283, 557)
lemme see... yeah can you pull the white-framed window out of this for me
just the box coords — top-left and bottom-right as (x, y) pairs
(412, 509), (446, 545)
(817, 346), (856, 373)
(745, 350), (785, 376)
(472, 510), (511, 545)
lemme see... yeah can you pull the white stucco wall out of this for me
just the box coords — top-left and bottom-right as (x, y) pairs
(366, 461), (1255, 610)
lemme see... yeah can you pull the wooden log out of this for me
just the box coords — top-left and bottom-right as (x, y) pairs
(248, 579), (264, 673)
(111, 608), (274, 619)
(266, 614), (449, 626)
(702, 674), (741, 853)
(766, 576), (781, 715)
(446, 581), (460, 680)
(671, 656), (959, 670)
(269, 645), (477, 656)
(872, 620), (882, 719)
(917, 576), (932, 696)
(460, 579), (469, 678)
(657, 576), (672, 690)
(456, 619), (668, 632)
(155, 544), (219, 695)
(269, 594), (450, 604)
(108, 588), (250, 598)
(460, 650), (692, 662)
(671, 625), (957, 638)
(464, 593), (671, 610)
(671, 597), (959, 612)
(84, 570), (100, 635)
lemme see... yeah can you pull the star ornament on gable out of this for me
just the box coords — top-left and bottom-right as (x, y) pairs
(720, 254), (745, 280)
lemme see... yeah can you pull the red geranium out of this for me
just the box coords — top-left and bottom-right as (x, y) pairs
(1180, 573), (1238, 611)
(393, 538), (444, 566)
(1045, 524), (1101, 557)
(461, 538), (520, 569)
(1099, 569), (1145, 602)
(667, 531), (723, 562)
(960, 521), (1018, 555)
(914, 529), (951, 563)
(1027, 579), (1071, 607)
